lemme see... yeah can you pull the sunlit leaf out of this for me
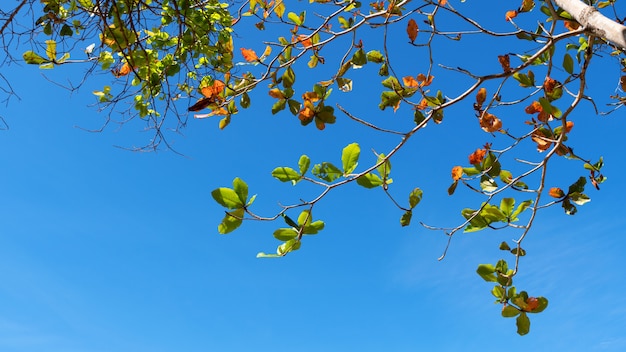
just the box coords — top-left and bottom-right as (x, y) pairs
(212, 187), (244, 209)
(341, 143), (360, 175)
(218, 208), (244, 234)
(356, 173), (383, 188)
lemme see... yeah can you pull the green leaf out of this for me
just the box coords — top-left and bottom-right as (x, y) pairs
(499, 170), (513, 184)
(282, 214), (299, 228)
(277, 239), (301, 255)
(511, 200), (532, 220)
(356, 173), (383, 188)
(240, 92), (251, 108)
(351, 48), (367, 66)
(341, 143), (360, 175)
(272, 167), (301, 183)
(303, 220), (324, 235)
(297, 209), (312, 227)
(516, 312), (531, 335)
(273, 228), (298, 241)
(232, 177), (248, 204)
(500, 198), (515, 218)
(311, 162), (342, 182)
(287, 99), (300, 115)
(376, 153), (391, 180)
(23, 51), (48, 65)
(298, 155), (311, 175)
(447, 181), (458, 196)
(271, 99), (286, 114)
(463, 167), (481, 176)
(479, 175), (498, 192)
(492, 285), (505, 299)
(480, 203), (506, 223)
(502, 305), (521, 318)
(462, 208), (488, 232)
(381, 76), (402, 90)
(476, 264), (497, 282)
(567, 176), (586, 194)
(366, 50), (384, 63)
(569, 192), (590, 205)
(499, 241), (511, 250)
(400, 210), (412, 227)
(336, 77), (353, 92)
(563, 53), (574, 74)
(60, 24), (73, 36)
(408, 188), (423, 208)
(287, 12), (302, 25)
(212, 187), (244, 209)
(218, 208), (244, 234)
(510, 247), (526, 256)
(256, 252), (281, 258)
(282, 67), (296, 88)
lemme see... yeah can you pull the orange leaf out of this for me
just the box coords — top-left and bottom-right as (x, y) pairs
(416, 73), (433, 87)
(438, 0), (448, 5)
(524, 101), (542, 114)
(297, 34), (312, 48)
(201, 79), (225, 98)
(269, 88), (285, 99)
(451, 166), (463, 181)
(565, 121), (574, 133)
(548, 187), (564, 198)
(475, 88), (487, 107)
(468, 149), (486, 165)
(498, 54), (511, 73)
(525, 297), (539, 312)
(416, 99), (429, 111)
(543, 76), (557, 93)
(302, 91), (320, 102)
(240, 48), (258, 62)
(564, 21), (580, 31)
(479, 113), (502, 133)
(505, 10), (518, 21)
(406, 19), (418, 44)
(403, 76), (419, 88)
(116, 62), (132, 77)
(621, 75), (626, 91)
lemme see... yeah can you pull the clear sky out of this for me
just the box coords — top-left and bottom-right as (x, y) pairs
(1, 1), (626, 351)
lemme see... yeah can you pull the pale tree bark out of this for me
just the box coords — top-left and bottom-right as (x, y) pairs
(554, 0), (626, 49)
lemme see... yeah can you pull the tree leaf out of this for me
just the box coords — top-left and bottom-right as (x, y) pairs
(356, 173), (383, 188)
(476, 264), (497, 282)
(23, 51), (48, 65)
(218, 208), (244, 234)
(232, 177), (248, 204)
(341, 143), (360, 175)
(408, 188), (423, 208)
(502, 305), (521, 318)
(400, 210), (412, 227)
(211, 187), (244, 209)
(273, 228), (298, 241)
(406, 18), (418, 43)
(298, 155), (311, 175)
(45, 39), (57, 61)
(563, 53), (574, 74)
(271, 167), (301, 183)
(311, 162), (342, 182)
(516, 312), (531, 335)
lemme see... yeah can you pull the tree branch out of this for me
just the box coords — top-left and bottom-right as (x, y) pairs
(554, 0), (626, 49)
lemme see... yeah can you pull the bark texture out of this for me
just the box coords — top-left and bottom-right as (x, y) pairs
(554, 0), (626, 49)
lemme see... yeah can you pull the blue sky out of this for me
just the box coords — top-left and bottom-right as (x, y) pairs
(1, 1), (626, 351)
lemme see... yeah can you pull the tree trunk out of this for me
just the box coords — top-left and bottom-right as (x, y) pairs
(554, 0), (626, 49)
